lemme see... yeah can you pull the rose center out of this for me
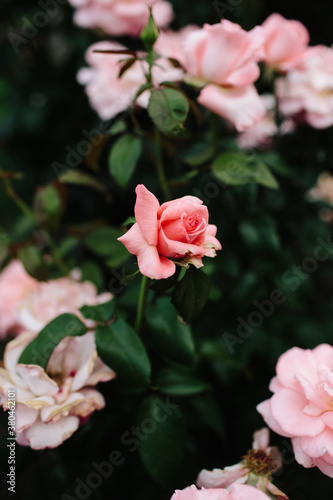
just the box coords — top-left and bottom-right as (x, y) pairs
(242, 449), (275, 476)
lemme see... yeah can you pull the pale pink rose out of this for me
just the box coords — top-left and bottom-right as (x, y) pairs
(276, 46), (333, 129)
(197, 428), (287, 499)
(0, 260), (38, 339)
(77, 41), (183, 120)
(154, 26), (199, 67)
(307, 172), (333, 206)
(236, 94), (294, 149)
(0, 331), (115, 449)
(171, 484), (270, 500)
(118, 185), (221, 280)
(14, 276), (112, 333)
(182, 20), (265, 131)
(260, 13), (309, 71)
(257, 344), (333, 478)
(69, 0), (173, 37)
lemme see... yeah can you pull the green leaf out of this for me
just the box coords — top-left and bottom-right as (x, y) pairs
(107, 120), (127, 136)
(80, 260), (104, 289)
(146, 297), (195, 365)
(80, 298), (115, 323)
(148, 88), (189, 137)
(239, 214), (281, 254)
(172, 267), (210, 323)
(85, 227), (129, 268)
(18, 246), (48, 280)
(95, 320), (151, 386)
(109, 134), (142, 187)
(212, 152), (279, 189)
(59, 170), (107, 192)
(138, 395), (186, 486)
(183, 145), (214, 167)
(155, 367), (210, 396)
(18, 314), (88, 368)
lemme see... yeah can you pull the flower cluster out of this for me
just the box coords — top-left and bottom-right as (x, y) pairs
(76, 11), (333, 138)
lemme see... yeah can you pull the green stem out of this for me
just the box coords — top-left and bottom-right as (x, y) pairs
(0, 169), (70, 276)
(135, 274), (150, 333)
(210, 112), (220, 158)
(154, 127), (171, 202)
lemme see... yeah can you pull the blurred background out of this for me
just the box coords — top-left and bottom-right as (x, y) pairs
(2, 1), (333, 499)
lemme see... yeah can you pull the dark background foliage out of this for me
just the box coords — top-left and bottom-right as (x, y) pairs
(2, 0), (333, 499)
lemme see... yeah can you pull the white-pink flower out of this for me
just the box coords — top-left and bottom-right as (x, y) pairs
(260, 13), (309, 71)
(182, 20), (265, 131)
(14, 276), (112, 333)
(171, 484), (270, 500)
(0, 331), (115, 449)
(68, 0), (174, 37)
(257, 344), (333, 478)
(276, 46), (333, 129)
(77, 41), (183, 120)
(0, 260), (38, 339)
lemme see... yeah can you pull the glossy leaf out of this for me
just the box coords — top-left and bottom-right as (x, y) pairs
(95, 320), (151, 386)
(80, 298), (115, 323)
(148, 88), (189, 137)
(172, 267), (211, 323)
(138, 395), (186, 486)
(109, 134), (142, 187)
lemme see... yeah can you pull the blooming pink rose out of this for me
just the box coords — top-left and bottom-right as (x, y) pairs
(197, 428), (288, 499)
(68, 0), (173, 37)
(182, 20), (265, 131)
(0, 331), (115, 449)
(171, 484), (270, 500)
(276, 46), (333, 129)
(77, 41), (183, 120)
(118, 185), (221, 280)
(14, 276), (112, 333)
(0, 260), (38, 339)
(261, 13), (309, 71)
(257, 344), (333, 478)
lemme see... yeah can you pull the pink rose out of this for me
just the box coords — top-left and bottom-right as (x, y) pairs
(261, 13), (309, 71)
(0, 260), (38, 339)
(69, 0), (173, 37)
(276, 46), (333, 129)
(182, 20), (265, 131)
(171, 484), (270, 500)
(0, 331), (115, 449)
(14, 276), (112, 333)
(77, 41), (183, 120)
(307, 172), (333, 206)
(257, 344), (333, 478)
(118, 185), (221, 280)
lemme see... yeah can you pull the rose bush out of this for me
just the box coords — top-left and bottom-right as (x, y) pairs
(118, 184), (221, 280)
(257, 344), (333, 477)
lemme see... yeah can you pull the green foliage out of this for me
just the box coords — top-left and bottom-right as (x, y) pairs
(80, 298), (115, 323)
(137, 395), (186, 486)
(212, 151), (278, 189)
(172, 267), (211, 323)
(109, 134), (143, 187)
(146, 297), (195, 365)
(148, 88), (189, 137)
(95, 320), (151, 388)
